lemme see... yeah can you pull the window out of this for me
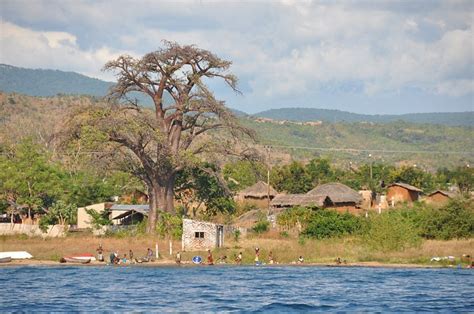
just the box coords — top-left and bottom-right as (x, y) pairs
(195, 232), (204, 239)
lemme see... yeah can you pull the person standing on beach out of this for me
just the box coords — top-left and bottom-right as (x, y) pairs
(254, 247), (260, 264)
(207, 250), (214, 265)
(176, 251), (181, 264)
(129, 250), (134, 263)
(96, 244), (104, 262)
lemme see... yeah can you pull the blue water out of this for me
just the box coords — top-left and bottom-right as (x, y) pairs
(1, 266), (473, 312)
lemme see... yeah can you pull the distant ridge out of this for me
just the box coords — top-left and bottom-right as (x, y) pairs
(253, 108), (474, 127)
(1, 64), (471, 126)
(0, 64), (113, 97)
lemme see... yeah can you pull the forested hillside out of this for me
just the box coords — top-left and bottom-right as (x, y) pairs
(0, 64), (113, 96)
(255, 108), (474, 127)
(1, 64), (472, 127)
(1, 92), (473, 169)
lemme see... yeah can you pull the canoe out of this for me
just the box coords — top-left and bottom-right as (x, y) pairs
(0, 251), (33, 259)
(62, 257), (91, 264)
(0, 257), (12, 263)
(70, 254), (96, 262)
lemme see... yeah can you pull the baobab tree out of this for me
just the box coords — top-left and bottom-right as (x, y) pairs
(68, 41), (255, 232)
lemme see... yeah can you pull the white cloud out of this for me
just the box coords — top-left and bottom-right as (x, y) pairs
(0, 0), (472, 113)
(0, 21), (129, 80)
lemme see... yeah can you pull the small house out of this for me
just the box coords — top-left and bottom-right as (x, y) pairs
(77, 203), (112, 229)
(182, 219), (224, 251)
(306, 182), (363, 214)
(77, 203), (149, 228)
(424, 190), (455, 206)
(386, 182), (423, 206)
(235, 181), (278, 208)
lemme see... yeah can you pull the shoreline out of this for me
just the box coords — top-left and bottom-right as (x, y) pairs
(0, 259), (455, 269)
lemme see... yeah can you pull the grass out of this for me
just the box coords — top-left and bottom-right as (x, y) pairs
(1, 232), (472, 266)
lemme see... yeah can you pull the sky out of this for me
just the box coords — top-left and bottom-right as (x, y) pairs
(0, 0), (473, 114)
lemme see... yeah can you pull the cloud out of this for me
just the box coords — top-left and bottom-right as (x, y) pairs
(0, 21), (129, 80)
(0, 0), (472, 113)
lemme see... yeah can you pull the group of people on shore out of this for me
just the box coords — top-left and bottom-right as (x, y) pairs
(174, 247), (305, 265)
(96, 244), (310, 265)
(96, 244), (154, 265)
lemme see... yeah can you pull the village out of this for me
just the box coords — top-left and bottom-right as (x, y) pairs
(1, 173), (471, 268)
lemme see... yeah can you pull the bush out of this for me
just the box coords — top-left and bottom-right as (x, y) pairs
(301, 210), (362, 239)
(418, 198), (474, 240)
(276, 207), (314, 230)
(233, 229), (241, 242)
(363, 210), (421, 252)
(252, 220), (270, 234)
(156, 212), (183, 239)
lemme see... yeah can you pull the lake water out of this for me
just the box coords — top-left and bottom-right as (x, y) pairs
(1, 265), (473, 312)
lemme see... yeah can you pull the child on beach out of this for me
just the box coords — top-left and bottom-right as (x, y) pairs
(298, 256), (304, 264)
(236, 252), (242, 265)
(176, 251), (181, 264)
(268, 251), (274, 264)
(96, 244), (104, 262)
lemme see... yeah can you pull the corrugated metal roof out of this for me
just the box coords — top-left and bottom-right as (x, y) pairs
(110, 204), (150, 211)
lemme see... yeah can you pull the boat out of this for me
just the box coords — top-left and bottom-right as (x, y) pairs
(0, 251), (33, 259)
(61, 257), (91, 264)
(69, 254), (96, 262)
(0, 257), (12, 263)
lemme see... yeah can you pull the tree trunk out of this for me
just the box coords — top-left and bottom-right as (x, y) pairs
(165, 174), (176, 214)
(146, 185), (158, 233)
(147, 183), (170, 233)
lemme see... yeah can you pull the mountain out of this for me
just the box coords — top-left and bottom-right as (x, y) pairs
(254, 108), (474, 127)
(0, 64), (113, 97)
(2, 64), (472, 126)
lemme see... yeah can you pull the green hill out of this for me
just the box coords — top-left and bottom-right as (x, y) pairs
(0, 64), (113, 97)
(1, 93), (472, 169)
(254, 108), (474, 127)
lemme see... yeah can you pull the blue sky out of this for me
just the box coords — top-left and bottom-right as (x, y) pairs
(1, 0), (472, 114)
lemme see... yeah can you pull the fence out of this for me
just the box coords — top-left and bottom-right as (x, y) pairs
(0, 223), (66, 238)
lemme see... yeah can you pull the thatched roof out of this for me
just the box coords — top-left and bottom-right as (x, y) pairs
(427, 190), (456, 198)
(271, 194), (329, 207)
(307, 182), (362, 204)
(388, 182), (423, 193)
(238, 181), (278, 198)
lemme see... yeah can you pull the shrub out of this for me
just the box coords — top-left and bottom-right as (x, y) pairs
(301, 210), (362, 239)
(233, 229), (241, 242)
(276, 207), (314, 230)
(156, 212), (183, 239)
(418, 198), (474, 240)
(252, 220), (270, 234)
(363, 210), (421, 252)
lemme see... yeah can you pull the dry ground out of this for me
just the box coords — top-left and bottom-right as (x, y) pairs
(1, 232), (472, 266)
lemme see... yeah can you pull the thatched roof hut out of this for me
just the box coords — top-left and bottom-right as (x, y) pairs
(237, 181), (278, 200)
(307, 182), (362, 204)
(270, 194), (330, 208)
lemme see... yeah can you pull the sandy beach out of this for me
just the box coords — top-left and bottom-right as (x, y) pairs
(1, 258), (449, 269)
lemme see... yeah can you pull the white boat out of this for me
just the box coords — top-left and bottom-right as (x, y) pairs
(0, 251), (33, 259)
(70, 254), (96, 262)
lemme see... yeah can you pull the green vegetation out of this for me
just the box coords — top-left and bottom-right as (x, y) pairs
(255, 107), (474, 127)
(39, 201), (77, 232)
(276, 199), (473, 253)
